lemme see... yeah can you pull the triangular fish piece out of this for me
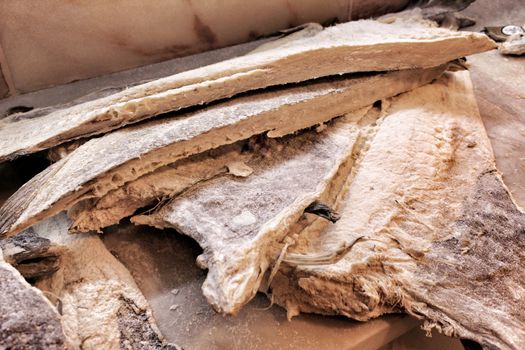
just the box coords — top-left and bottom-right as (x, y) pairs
(0, 65), (446, 238)
(270, 71), (525, 350)
(132, 113), (365, 315)
(0, 19), (494, 161)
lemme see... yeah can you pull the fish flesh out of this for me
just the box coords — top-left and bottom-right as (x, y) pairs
(0, 19), (494, 162)
(0, 65), (446, 238)
(270, 71), (525, 350)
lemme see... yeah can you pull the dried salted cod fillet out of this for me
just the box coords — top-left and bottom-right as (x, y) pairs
(270, 71), (525, 350)
(32, 213), (176, 350)
(0, 18), (495, 162)
(132, 110), (371, 315)
(0, 249), (66, 349)
(69, 103), (384, 234)
(0, 227), (64, 279)
(68, 142), (250, 233)
(0, 65), (447, 238)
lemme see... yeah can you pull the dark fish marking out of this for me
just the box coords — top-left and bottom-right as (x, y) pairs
(412, 170), (525, 349)
(5, 105), (33, 115)
(304, 201), (341, 223)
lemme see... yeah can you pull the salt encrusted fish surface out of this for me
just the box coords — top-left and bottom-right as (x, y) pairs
(0, 18), (494, 162)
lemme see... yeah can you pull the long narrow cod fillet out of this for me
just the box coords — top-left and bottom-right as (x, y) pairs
(31, 213), (177, 350)
(68, 142), (252, 233)
(132, 109), (373, 315)
(270, 71), (525, 350)
(69, 120), (347, 233)
(0, 65), (447, 238)
(0, 18), (494, 161)
(68, 92), (392, 234)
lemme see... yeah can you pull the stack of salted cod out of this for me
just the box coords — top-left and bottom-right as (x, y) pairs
(2, 16), (515, 349)
(134, 71), (525, 350)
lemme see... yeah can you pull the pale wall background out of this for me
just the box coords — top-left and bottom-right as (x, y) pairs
(0, 0), (409, 96)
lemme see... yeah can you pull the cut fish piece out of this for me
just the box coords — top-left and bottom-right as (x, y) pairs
(0, 18), (494, 162)
(68, 143), (250, 233)
(0, 249), (65, 349)
(70, 106), (381, 235)
(0, 227), (63, 279)
(133, 112), (367, 315)
(33, 213), (176, 350)
(270, 71), (525, 350)
(0, 65), (447, 238)
(72, 130), (348, 233)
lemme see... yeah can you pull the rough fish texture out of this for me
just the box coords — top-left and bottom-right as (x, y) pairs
(0, 65), (447, 238)
(0, 249), (66, 349)
(69, 142), (250, 233)
(0, 227), (64, 279)
(33, 213), (174, 350)
(0, 18), (494, 161)
(0, 0), (410, 93)
(133, 112), (369, 314)
(269, 71), (525, 350)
